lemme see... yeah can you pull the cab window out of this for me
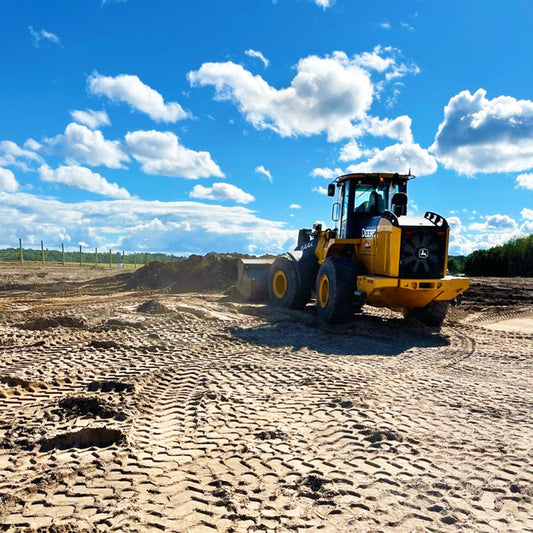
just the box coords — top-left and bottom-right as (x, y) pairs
(354, 184), (384, 216)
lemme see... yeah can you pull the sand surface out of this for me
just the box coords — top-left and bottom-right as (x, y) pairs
(0, 264), (531, 532)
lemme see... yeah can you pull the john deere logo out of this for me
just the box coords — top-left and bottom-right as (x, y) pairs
(418, 247), (429, 259)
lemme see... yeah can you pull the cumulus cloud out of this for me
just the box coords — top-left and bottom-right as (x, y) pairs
(70, 109), (111, 129)
(469, 214), (518, 232)
(522, 207), (533, 220)
(43, 123), (129, 168)
(0, 141), (43, 170)
(189, 53), (373, 141)
(255, 165), (273, 182)
(0, 168), (18, 192)
(189, 48), (417, 141)
(39, 164), (130, 198)
(125, 130), (223, 179)
(347, 143), (437, 176)
(447, 213), (529, 255)
(311, 167), (343, 179)
(88, 73), (189, 123)
(0, 192), (295, 255)
(313, 186), (329, 195)
(245, 49), (269, 68)
(189, 182), (254, 204)
(361, 115), (413, 143)
(431, 89), (533, 174)
(314, 0), (333, 8)
(290, 204), (301, 209)
(339, 141), (364, 162)
(516, 173), (533, 190)
(28, 26), (60, 47)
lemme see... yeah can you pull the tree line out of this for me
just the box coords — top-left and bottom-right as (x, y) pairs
(450, 234), (533, 277)
(0, 247), (184, 265)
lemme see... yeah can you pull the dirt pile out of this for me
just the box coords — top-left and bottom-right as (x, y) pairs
(127, 252), (240, 292)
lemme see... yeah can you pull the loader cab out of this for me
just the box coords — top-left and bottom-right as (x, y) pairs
(332, 173), (409, 239)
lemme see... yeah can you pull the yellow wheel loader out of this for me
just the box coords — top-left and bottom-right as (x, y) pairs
(237, 172), (470, 327)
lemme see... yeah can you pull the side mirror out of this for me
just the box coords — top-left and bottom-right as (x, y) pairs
(327, 183), (336, 197)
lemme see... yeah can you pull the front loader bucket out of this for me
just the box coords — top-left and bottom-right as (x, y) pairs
(236, 258), (275, 301)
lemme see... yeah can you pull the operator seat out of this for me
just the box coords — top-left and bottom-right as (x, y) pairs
(391, 192), (407, 217)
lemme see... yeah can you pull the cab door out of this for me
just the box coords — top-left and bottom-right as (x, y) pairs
(338, 181), (350, 239)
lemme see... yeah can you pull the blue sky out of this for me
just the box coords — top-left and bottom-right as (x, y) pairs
(1, 0), (532, 256)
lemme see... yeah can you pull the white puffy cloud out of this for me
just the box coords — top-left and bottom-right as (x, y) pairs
(189, 182), (254, 204)
(469, 214), (518, 232)
(290, 204), (301, 209)
(313, 186), (328, 195)
(28, 26), (60, 47)
(516, 173), (533, 190)
(347, 143), (437, 176)
(521, 207), (533, 220)
(38, 164), (130, 199)
(0, 192), (296, 255)
(189, 52), (373, 141)
(0, 168), (18, 192)
(24, 138), (42, 151)
(0, 140), (43, 170)
(314, 0), (333, 8)
(88, 73), (189, 123)
(431, 89), (533, 174)
(311, 167), (343, 179)
(339, 141), (364, 161)
(70, 109), (111, 129)
(189, 48), (418, 141)
(125, 130), (223, 179)
(255, 165), (273, 182)
(44, 123), (129, 168)
(360, 115), (413, 143)
(520, 209), (533, 233)
(245, 49), (269, 68)
(447, 213), (529, 255)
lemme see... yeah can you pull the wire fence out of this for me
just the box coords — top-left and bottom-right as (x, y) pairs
(0, 239), (182, 269)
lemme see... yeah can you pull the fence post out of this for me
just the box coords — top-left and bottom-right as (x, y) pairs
(122, 250), (125, 268)
(41, 240), (45, 265)
(109, 249), (112, 268)
(62, 243), (65, 265)
(19, 238), (23, 264)
(95, 247), (98, 266)
(79, 245), (83, 266)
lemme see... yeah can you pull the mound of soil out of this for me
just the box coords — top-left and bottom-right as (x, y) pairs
(136, 299), (170, 314)
(127, 253), (240, 293)
(16, 316), (86, 330)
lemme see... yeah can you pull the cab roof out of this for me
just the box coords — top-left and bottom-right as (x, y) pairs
(335, 172), (411, 184)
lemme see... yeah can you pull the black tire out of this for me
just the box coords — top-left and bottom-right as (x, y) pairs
(315, 256), (357, 323)
(404, 301), (449, 327)
(268, 255), (311, 309)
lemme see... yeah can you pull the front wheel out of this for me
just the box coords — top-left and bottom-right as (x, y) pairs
(315, 256), (357, 323)
(268, 255), (310, 309)
(404, 301), (449, 327)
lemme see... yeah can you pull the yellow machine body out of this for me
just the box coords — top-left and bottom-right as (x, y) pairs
(311, 213), (469, 310)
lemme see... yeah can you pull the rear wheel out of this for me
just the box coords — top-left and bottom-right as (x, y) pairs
(268, 255), (311, 309)
(404, 301), (449, 327)
(315, 256), (357, 323)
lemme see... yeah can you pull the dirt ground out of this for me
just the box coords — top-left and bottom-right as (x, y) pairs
(0, 263), (531, 532)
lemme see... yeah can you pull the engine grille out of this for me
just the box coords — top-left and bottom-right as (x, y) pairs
(399, 229), (447, 279)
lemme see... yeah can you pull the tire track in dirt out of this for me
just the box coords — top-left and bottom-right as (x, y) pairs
(0, 289), (531, 532)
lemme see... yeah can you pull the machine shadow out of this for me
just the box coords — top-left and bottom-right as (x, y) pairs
(230, 308), (450, 357)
